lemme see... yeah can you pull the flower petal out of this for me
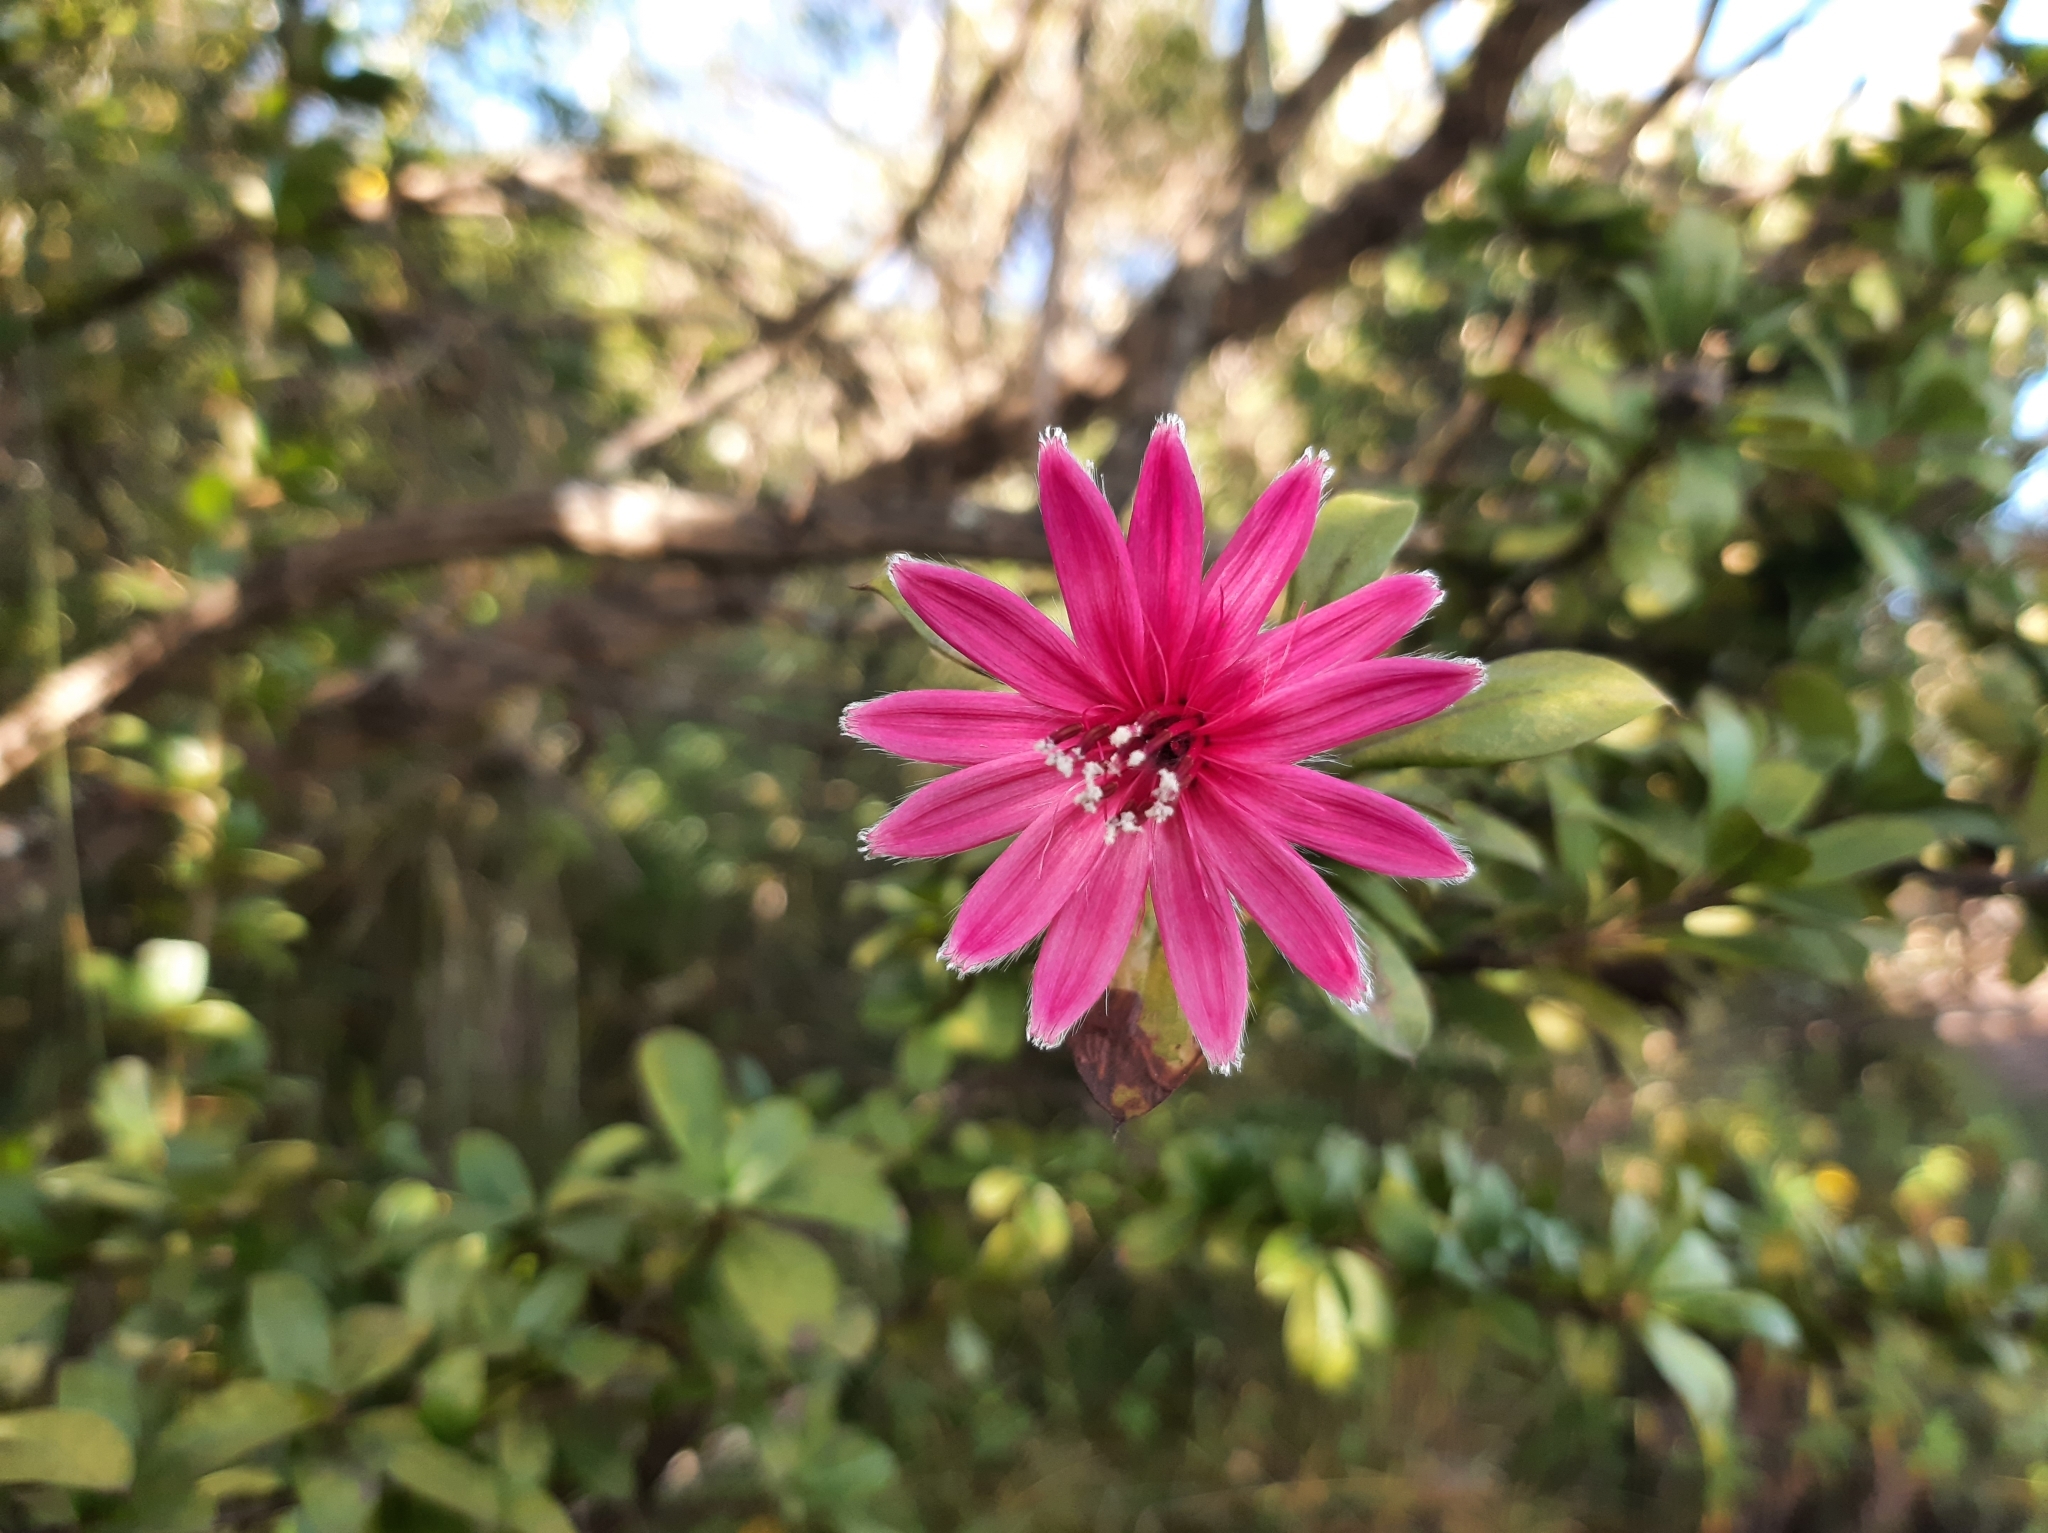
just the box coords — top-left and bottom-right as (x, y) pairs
(1199, 453), (1326, 655)
(863, 754), (1064, 859)
(940, 802), (1107, 972)
(843, 689), (1066, 765)
(891, 558), (1105, 713)
(1127, 418), (1205, 669)
(1040, 436), (1153, 700)
(1208, 657), (1483, 762)
(1150, 808), (1249, 1071)
(1213, 761), (1471, 879)
(1252, 572), (1442, 674)
(1185, 790), (1368, 1006)
(1028, 831), (1151, 1047)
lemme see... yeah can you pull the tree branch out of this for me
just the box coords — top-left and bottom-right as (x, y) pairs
(589, 0), (1051, 477)
(0, 482), (1046, 794)
(1595, 0), (1821, 173)
(0, 0), (1594, 796)
(1252, 0), (1435, 182)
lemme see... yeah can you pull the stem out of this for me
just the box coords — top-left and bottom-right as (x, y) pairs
(22, 449), (103, 1065)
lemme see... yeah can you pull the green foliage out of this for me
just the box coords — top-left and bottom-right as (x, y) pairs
(5, 2), (2048, 1531)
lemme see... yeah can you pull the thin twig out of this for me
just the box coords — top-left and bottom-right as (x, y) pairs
(1596, 0), (1824, 172)
(1026, 4), (1095, 424)
(17, 358), (102, 1065)
(590, 0), (1053, 477)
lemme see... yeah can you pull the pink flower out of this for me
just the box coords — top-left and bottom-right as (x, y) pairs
(845, 421), (1480, 1071)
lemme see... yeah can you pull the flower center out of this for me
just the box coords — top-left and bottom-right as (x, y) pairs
(1035, 708), (1207, 845)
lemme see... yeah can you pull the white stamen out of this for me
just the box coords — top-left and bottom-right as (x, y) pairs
(1109, 725), (1135, 747)
(1127, 750), (1145, 766)
(1037, 737), (1078, 777)
(1104, 810), (1142, 845)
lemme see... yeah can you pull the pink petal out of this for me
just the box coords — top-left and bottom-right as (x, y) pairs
(1199, 453), (1326, 656)
(843, 689), (1066, 765)
(1253, 572), (1442, 673)
(1126, 419), (1205, 670)
(1028, 832), (1151, 1046)
(1185, 790), (1368, 1006)
(1040, 437), (1154, 700)
(940, 802), (1106, 972)
(1150, 809), (1249, 1071)
(1213, 761), (1471, 879)
(863, 754), (1064, 859)
(1208, 657), (1483, 762)
(891, 559), (1105, 713)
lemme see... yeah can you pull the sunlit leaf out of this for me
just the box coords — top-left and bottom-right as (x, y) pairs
(0, 1409), (134, 1491)
(1351, 652), (1669, 769)
(713, 1221), (840, 1353)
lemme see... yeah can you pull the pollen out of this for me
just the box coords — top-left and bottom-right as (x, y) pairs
(1039, 712), (1204, 837)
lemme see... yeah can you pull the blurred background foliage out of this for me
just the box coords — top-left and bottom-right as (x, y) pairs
(4, 0), (2048, 1529)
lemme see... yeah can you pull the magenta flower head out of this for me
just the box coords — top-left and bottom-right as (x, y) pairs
(845, 420), (1481, 1072)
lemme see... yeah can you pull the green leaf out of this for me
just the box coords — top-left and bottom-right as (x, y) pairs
(754, 1140), (906, 1242)
(454, 1130), (535, 1219)
(635, 1028), (728, 1180)
(1747, 759), (1827, 835)
(1446, 801), (1547, 872)
(1698, 689), (1755, 820)
(331, 1306), (429, 1396)
(1638, 1315), (1736, 1464)
(155, 1379), (326, 1473)
(1291, 491), (1418, 611)
(1661, 1289), (1801, 1349)
(1351, 652), (1668, 769)
(724, 1098), (813, 1205)
(1840, 505), (1925, 592)
(557, 1123), (651, 1183)
(1282, 1267), (1359, 1392)
(55, 1361), (138, 1445)
(293, 1461), (378, 1533)
(506, 1485), (579, 1533)
(0, 1408), (134, 1491)
(1476, 370), (1592, 432)
(248, 1272), (335, 1390)
(1254, 1228), (1323, 1302)
(1338, 917), (1433, 1060)
(1648, 1231), (1734, 1295)
(182, 470), (237, 529)
(511, 1268), (589, 1343)
(0, 1283), (67, 1349)
(418, 1347), (486, 1440)
(89, 1058), (164, 1172)
(1771, 664), (1859, 769)
(384, 1439), (498, 1522)
(713, 1220), (840, 1353)
(1329, 1249), (1394, 1350)
(1797, 815), (1934, 885)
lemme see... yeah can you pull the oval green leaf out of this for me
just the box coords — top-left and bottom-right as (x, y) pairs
(248, 1271), (334, 1390)
(1351, 651), (1669, 769)
(714, 1220), (840, 1354)
(635, 1028), (727, 1175)
(1291, 492), (1418, 611)
(0, 1408), (134, 1491)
